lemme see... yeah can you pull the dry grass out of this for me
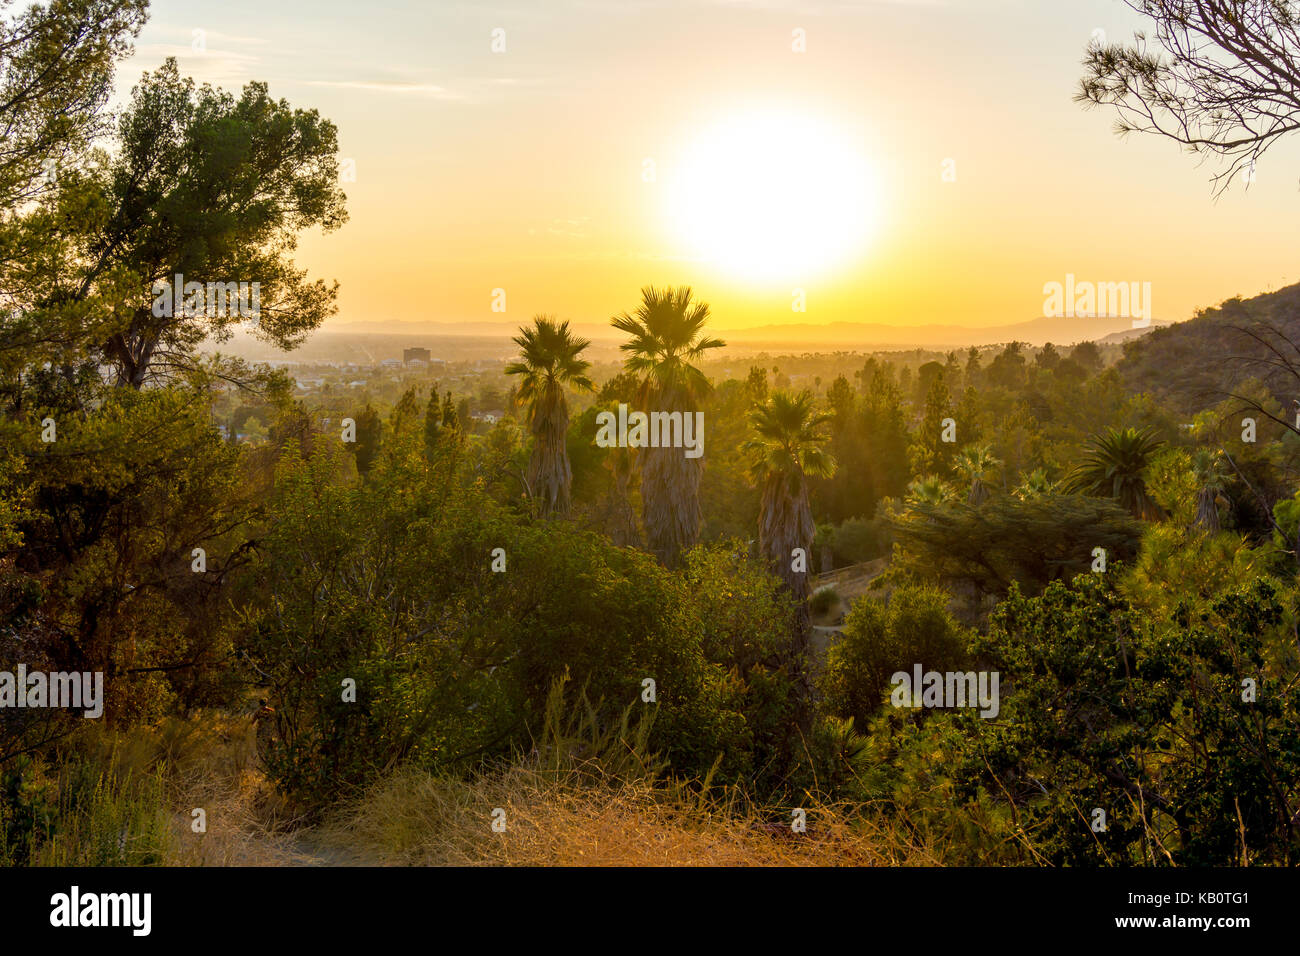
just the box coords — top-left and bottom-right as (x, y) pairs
(317, 761), (937, 866)
(96, 712), (311, 866)
(38, 703), (937, 867)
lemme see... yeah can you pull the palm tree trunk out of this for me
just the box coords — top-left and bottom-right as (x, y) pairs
(642, 444), (701, 567)
(640, 390), (702, 567)
(1194, 487), (1220, 532)
(760, 476), (815, 734)
(528, 395), (571, 515)
(607, 449), (640, 546)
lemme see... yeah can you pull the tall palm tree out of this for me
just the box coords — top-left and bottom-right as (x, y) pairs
(744, 390), (837, 603)
(1064, 426), (1165, 520)
(611, 286), (724, 567)
(743, 389), (836, 729)
(1191, 448), (1230, 532)
(954, 443), (1001, 506)
(505, 316), (593, 515)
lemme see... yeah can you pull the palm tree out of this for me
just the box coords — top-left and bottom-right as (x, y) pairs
(1191, 448), (1230, 532)
(1064, 426), (1165, 520)
(744, 390), (837, 601)
(1014, 467), (1056, 500)
(954, 443), (1001, 506)
(505, 316), (594, 515)
(611, 286), (724, 567)
(743, 389), (836, 732)
(905, 474), (957, 508)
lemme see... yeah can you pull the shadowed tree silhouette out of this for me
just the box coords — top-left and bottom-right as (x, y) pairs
(505, 316), (594, 515)
(611, 286), (724, 567)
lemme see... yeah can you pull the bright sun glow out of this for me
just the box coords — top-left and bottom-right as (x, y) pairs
(665, 109), (880, 284)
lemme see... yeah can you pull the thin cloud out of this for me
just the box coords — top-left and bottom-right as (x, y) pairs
(305, 80), (464, 100)
(152, 26), (272, 46)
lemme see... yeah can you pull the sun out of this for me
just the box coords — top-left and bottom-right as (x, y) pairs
(664, 108), (881, 284)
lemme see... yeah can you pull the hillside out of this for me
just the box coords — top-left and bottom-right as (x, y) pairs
(1117, 283), (1300, 412)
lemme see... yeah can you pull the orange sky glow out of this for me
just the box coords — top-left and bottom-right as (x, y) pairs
(118, 0), (1300, 335)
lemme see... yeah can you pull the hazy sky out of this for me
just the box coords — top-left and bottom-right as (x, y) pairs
(115, 0), (1300, 332)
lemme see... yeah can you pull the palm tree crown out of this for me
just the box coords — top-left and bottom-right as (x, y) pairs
(504, 316), (593, 514)
(505, 316), (594, 423)
(954, 443), (1001, 506)
(744, 389), (837, 491)
(611, 285), (725, 409)
(1064, 426), (1165, 520)
(1014, 467), (1056, 500)
(906, 475), (957, 507)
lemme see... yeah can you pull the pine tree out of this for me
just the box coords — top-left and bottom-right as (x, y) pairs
(442, 391), (458, 432)
(913, 375), (956, 478)
(424, 390), (442, 460)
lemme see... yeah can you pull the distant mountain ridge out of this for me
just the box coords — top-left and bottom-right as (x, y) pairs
(713, 315), (1170, 348)
(330, 313), (1172, 349)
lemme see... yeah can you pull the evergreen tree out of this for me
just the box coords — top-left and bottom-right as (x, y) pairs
(912, 374), (956, 478)
(353, 404), (382, 477)
(423, 390), (442, 460)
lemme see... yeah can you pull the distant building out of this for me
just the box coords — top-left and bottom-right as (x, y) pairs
(404, 347), (432, 365)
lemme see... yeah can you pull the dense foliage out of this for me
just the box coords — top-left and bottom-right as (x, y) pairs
(3, 0), (1300, 867)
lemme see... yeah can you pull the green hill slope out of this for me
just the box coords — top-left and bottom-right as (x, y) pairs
(1118, 284), (1300, 412)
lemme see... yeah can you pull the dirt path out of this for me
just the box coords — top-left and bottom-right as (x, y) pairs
(808, 557), (891, 661)
(814, 557), (890, 608)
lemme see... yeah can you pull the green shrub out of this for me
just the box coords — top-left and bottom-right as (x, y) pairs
(242, 440), (799, 810)
(0, 752), (174, 867)
(0, 758), (56, 865)
(827, 517), (891, 565)
(810, 586), (839, 617)
(950, 573), (1300, 865)
(820, 585), (969, 727)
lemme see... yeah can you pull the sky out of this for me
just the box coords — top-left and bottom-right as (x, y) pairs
(112, 0), (1300, 333)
